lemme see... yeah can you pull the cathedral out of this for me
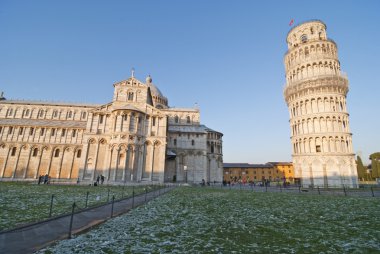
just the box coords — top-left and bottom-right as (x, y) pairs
(0, 72), (223, 184)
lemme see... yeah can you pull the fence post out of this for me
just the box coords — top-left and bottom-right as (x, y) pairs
(371, 187), (375, 197)
(49, 194), (54, 218)
(111, 195), (115, 218)
(107, 188), (110, 202)
(298, 186), (301, 193)
(132, 187), (135, 209)
(122, 185), (125, 199)
(317, 186), (320, 195)
(85, 191), (89, 208)
(145, 187), (147, 202)
(343, 186), (347, 196)
(159, 184), (161, 195)
(68, 202), (76, 239)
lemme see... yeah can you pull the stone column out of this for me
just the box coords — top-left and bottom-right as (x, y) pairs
(12, 146), (23, 178)
(91, 142), (100, 180)
(23, 146), (33, 178)
(1, 146), (11, 178)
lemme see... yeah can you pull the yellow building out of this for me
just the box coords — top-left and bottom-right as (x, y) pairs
(223, 162), (294, 184)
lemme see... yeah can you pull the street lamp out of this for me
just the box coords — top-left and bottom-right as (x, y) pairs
(184, 165), (187, 183)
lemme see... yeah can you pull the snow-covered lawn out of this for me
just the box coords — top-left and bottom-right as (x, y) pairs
(0, 182), (157, 231)
(38, 187), (380, 253)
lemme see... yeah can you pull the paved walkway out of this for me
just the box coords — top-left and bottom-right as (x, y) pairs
(0, 186), (174, 254)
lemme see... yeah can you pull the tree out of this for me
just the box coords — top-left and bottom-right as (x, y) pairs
(369, 152), (380, 179)
(356, 155), (366, 181)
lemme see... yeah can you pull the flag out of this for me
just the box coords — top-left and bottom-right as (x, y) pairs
(289, 19), (294, 26)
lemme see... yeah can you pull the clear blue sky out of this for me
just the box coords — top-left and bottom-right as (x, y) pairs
(1, 0), (379, 164)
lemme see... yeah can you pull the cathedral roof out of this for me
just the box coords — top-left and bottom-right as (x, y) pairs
(0, 118), (86, 128)
(0, 100), (99, 108)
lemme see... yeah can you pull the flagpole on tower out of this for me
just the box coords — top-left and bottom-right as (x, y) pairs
(289, 19), (294, 26)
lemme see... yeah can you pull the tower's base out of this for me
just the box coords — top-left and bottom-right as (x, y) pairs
(293, 154), (358, 188)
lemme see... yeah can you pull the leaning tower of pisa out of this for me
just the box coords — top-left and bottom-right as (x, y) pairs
(283, 20), (358, 188)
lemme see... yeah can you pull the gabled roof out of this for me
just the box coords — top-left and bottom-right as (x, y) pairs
(223, 163), (273, 168)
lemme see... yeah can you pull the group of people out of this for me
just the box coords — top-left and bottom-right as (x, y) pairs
(38, 174), (50, 185)
(94, 175), (105, 186)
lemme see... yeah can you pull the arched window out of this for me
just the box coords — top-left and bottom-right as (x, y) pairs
(11, 147), (17, 156)
(128, 92), (134, 101)
(7, 108), (13, 117)
(191, 140), (195, 146)
(99, 115), (104, 124)
(174, 139), (177, 146)
(175, 116), (179, 123)
(25, 109), (30, 117)
(72, 129), (76, 137)
(53, 110), (58, 118)
(152, 117), (156, 126)
(61, 129), (66, 137)
(187, 116), (191, 124)
(67, 111), (72, 118)
(77, 149), (82, 158)
(39, 109), (44, 118)
(29, 127), (34, 135)
(32, 148), (38, 157)
(54, 149), (60, 157)
(81, 112), (86, 119)
(51, 128), (56, 136)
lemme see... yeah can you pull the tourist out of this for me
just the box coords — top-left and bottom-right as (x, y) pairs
(100, 175), (105, 184)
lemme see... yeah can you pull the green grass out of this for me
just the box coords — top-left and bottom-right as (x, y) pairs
(0, 182), (161, 231)
(39, 187), (380, 253)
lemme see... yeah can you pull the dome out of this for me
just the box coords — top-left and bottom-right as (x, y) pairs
(145, 75), (168, 108)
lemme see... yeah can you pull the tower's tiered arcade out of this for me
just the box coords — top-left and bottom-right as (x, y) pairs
(283, 20), (358, 187)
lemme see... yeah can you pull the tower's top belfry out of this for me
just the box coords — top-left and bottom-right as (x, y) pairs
(286, 20), (327, 49)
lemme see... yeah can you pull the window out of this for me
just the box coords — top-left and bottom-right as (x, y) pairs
(128, 92), (134, 101)
(77, 149), (82, 158)
(99, 115), (104, 124)
(301, 34), (308, 43)
(174, 139), (177, 146)
(187, 116), (191, 124)
(8, 127), (13, 135)
(191, 140), (195, 146)
(53, 110), (58, 118)
(39, 110), (44, 118)
(61, 129), (66, 137)
(123, 115), (128, 121)
(7, 108), (13, 116)
(40, 128), (45, 136)
(11, 147), (17, 156)
(25, 109), (30, 117)
(51, 128), (56, 136)
(72, 129), (76, 137)
(0, 126), (2, 134)
(81, 112), (86, 119)
(152, 117), (156, 126)
(30, 127), (34, 135)
(32, 148), (38, 157)
(19, 127), (23, 135)
(67, 111), (72, 118)
(289, 170), (292, 173)
(54, 149), (60, 157)
(175, 116), (179, 123)
(316, 145), (321, 153)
